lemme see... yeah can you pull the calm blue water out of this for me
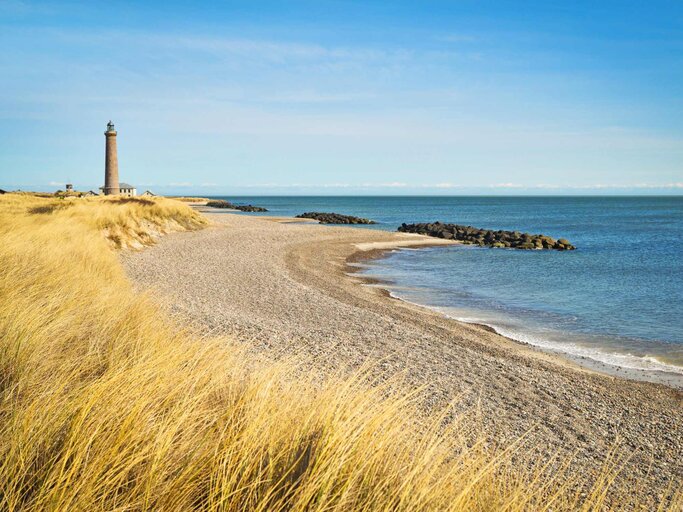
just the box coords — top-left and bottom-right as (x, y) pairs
(213, 196), (683, 374)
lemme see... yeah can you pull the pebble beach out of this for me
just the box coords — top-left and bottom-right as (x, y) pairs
(122, 209), (683, 507)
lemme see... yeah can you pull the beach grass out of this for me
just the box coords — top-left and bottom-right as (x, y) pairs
(0, 193), (678, 511)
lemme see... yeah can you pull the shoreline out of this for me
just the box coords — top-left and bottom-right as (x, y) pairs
(348, 255), (683, 389)
(197, 206), (683, 387)
(122, 211), (683, 505)
(198, 207), (683, 387)
(344, 228), (683, 389)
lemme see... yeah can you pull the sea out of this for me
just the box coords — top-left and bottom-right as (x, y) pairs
(210, 196), (683, 379)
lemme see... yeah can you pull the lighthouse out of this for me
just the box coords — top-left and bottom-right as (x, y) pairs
(104, 120), (119, 195)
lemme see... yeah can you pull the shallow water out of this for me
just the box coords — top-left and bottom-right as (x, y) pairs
(212, 196), (683, 375)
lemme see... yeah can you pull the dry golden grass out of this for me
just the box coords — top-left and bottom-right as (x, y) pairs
(0, 194), (678, 511)
(8, 191), (55, 198)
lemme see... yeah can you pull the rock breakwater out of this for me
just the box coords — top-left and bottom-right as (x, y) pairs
(296, 212), (377, 224)
(206, 200), (268, 212)
(398, 222), (575, 250)
(235, 205), (268, 212)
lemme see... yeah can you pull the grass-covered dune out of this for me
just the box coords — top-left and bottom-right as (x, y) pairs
(0, 194), (677, 511)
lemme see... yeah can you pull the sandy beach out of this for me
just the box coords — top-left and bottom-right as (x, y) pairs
(122, 210), (683, 506)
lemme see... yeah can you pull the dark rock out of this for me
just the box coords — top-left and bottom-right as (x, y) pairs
(206, 200), (236, 208)
(206, 200), (268, 212)
(235, 205), (268, 212)
(295, 212), (377, 224)
(396, 222), (575, 251)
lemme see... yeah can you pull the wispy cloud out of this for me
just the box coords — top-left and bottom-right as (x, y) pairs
(361, 182), (408, 188)
(483, 182), (683, 190)
(561, 182), (683, 190)
(2, 6), (682, 191)
(164, 36), (394, 63)
(491, 183), (524, 188)
(46, 29), (400, 66)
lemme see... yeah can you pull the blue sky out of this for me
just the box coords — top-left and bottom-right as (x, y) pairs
(1, 0), (682, 195)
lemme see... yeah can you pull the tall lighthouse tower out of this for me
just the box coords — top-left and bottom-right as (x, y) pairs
(104, 120), (119, 195)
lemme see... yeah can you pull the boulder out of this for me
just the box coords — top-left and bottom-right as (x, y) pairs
(295, 212), (377, 224)
(235, 205), (268, 212)
(206, 200), (236, 209)
(396, 222), (575, 251)
(206, 200), (268, 212)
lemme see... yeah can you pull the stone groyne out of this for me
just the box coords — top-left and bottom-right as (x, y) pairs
(206, 200), (268, 212)
(398, 222), (575, 250)
(296, 212), (377, 224)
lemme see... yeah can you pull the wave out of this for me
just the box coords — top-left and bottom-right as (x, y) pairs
(382, 289), (683, 377)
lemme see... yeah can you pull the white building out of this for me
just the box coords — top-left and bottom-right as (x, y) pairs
(100, 182), (137, 196)
(119, 183), (137, 196)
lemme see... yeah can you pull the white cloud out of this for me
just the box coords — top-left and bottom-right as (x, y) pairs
(317, 183), (352, 188)
(485, 182), (683, 190)
(491, 183), (524, 188)
(53, 30), (396, 66)
(3, 22), (681, 189)
(547, 182), (683, 190)
(232, 182), (683, 191)
(431, 183), (461, 189)
(363, 182), (408, 188)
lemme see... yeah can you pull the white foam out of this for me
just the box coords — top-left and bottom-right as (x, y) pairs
(389, 293), (683, 376)
(456, 314), (683, 375)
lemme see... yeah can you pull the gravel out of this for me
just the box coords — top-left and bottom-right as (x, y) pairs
(122, 211), (683, 508)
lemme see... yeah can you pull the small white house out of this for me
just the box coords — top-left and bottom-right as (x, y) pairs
(119, 183), (137, 196)
(99, 182), (137, 196)
(140, 190), (156, 197)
